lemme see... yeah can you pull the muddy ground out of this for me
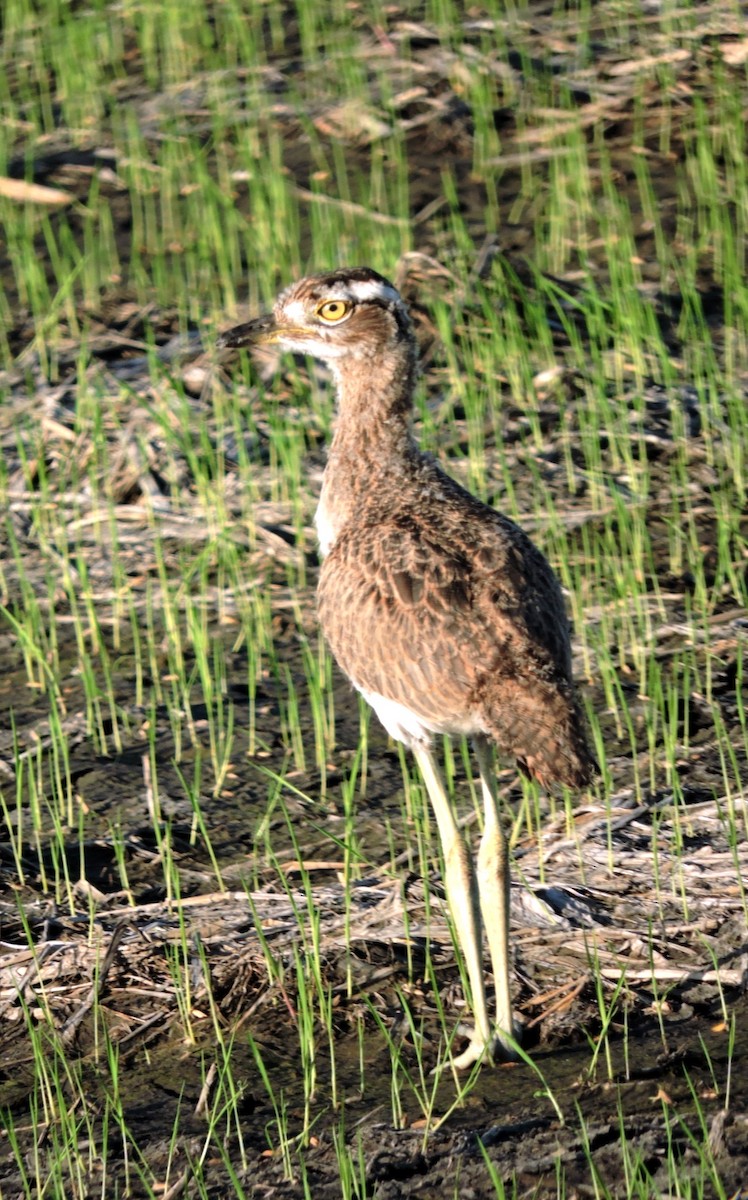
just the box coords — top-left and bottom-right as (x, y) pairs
(2, 6), (748, 1198)
(1, 611), (747, 1194)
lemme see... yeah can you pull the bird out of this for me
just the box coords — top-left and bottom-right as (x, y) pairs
(217, 266), (597, 1068)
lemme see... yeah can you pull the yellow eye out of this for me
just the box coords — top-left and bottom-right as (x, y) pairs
(316, 299), (351, 323)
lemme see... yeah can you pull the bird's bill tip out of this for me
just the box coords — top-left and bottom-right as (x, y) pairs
(216, 312), (276, 349)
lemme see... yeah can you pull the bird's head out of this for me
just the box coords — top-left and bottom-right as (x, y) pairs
(217, 267), (415, 365)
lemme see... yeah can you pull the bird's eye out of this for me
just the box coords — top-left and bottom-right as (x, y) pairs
(316, 299), (352, 323)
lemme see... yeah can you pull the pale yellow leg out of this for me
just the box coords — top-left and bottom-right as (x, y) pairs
(474, 735), (517, 1056)
(412, 744), (493, 1068)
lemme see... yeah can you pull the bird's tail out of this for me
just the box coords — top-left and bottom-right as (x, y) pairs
(487, 681), (598, 791)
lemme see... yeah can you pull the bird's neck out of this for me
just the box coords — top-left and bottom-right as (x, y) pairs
(316, 346), (420, 555)
(330, 346), (418, 452)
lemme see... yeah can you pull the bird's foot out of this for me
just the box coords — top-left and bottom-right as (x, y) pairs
(434, 1020), (522, 1072)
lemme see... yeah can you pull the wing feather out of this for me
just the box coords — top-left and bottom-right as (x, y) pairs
(317, 508), (567, 733)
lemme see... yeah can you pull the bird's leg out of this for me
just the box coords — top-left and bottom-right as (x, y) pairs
(412, 744), (493, 1069)
(474, 735), (518, 1057)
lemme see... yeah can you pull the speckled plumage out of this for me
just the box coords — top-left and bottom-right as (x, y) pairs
(318, 457), (593, 788)
(219, 267), (596, 1067)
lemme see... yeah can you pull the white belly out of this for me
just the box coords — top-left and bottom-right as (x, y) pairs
(358, 687), (481, 750)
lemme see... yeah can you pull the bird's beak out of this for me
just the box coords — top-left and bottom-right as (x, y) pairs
(216, 312), (278, 349)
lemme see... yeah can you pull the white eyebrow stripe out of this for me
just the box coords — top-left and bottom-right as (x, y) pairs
(346, 279), (400, 304)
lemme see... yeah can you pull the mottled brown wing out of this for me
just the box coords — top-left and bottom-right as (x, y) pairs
(317, 521), (478, 729)
(317, 509), (595, 787)
(317, 512), (555, 726)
